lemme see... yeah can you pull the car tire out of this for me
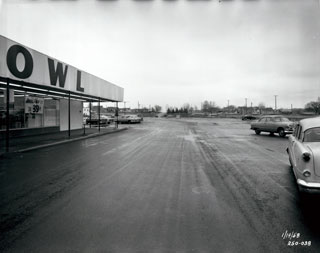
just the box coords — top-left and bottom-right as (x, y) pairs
(255, 129), (261, 135)
(278, 128), (286, 137)
(298, 190), (311, 203)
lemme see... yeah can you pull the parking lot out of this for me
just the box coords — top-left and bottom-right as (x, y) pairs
(1, 117), (320, 252)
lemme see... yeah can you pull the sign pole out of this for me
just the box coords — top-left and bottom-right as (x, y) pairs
(98, 98), (100, 132)
(68, 91), (71, 138)
(6, 79), (10, 152)
(89, 101), (92, 128)
(116, 102), (118, 129)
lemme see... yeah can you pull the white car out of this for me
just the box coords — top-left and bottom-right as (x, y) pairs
(116, 115), (142, 124)
(86, 115), (114, 125)
(287, 117), (320, 193)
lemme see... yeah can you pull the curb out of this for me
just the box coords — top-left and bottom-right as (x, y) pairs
(17, 127), (128, 153)
(1, 127), (128, 155)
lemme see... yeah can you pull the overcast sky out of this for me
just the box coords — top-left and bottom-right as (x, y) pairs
(0, 0), (319, 110)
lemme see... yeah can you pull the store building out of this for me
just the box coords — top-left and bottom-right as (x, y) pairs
(0, 35), (124, 150)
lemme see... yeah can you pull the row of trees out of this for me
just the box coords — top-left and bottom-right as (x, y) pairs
(166, 100), (256, 114)
(164, 98), (320, 115)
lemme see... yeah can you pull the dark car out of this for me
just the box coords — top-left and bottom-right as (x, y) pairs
(242, 115), (257, 121)
(250, 115), (295, 137)
(251, 115), (294, 137)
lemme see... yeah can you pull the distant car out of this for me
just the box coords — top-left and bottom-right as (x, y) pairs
(250, 115), (294, 137)
(86, 115), (114, 125)
(287, 117), (320, 193)
(242, 115), (257, 121)
(101, 115), (115, 123)
(136, 114), (143, 121)
(116, 115), (142, 124)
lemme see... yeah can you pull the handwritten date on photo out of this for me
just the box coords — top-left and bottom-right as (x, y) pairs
(287, 241), (311, 246)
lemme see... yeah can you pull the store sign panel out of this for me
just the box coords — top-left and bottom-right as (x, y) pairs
(0, 35), (124, 101)
(25, 96), (44, 114)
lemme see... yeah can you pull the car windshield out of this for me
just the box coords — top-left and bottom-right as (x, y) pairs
(281, 117), (290, 122)
(304, 127), (320, 142)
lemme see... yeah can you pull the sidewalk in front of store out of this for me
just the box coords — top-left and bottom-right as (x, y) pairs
(0, 124), (128, 157)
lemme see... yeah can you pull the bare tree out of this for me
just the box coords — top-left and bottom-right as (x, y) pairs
(305, 97), (320, 114)
(154, 105), (162, 113)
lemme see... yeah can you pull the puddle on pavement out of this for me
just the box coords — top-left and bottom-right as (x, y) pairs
(192, 186), (212, 194)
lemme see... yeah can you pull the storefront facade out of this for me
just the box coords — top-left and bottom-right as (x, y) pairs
(0, 35), (124, 150)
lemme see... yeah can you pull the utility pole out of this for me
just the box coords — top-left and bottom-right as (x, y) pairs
(227, 99), (229, 113)
(245, 98), (248, 114)
(274, 95), (278, 112)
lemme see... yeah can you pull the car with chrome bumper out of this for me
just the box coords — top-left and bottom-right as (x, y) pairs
(86, 115), (114, 125)
(250, 115), (294, 137)
(287, 117), (320, 193)
(116, 115), (142, 124)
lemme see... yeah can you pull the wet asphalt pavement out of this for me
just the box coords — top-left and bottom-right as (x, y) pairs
(1, 118), (320, 252)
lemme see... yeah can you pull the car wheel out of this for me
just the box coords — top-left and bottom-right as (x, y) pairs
(278, 128), (286, 137)
(255, 129), (261, 135)
(298, 189), (310, 203)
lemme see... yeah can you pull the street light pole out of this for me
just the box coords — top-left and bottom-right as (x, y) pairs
(115, 102), (118, 129)
(274, 95), (278, 112)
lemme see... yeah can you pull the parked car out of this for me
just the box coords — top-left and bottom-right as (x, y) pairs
(116, 115), (142, 124)
(250, 115), (294, 137)
(242, 115), (257, 121)
(287, 117), (320, 193)
(136, 114), (143, 121)
(101, 115), (115, 123)
(86, 115), (114, 125)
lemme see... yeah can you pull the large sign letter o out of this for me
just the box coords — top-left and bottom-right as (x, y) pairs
(6, 45), (33, 79)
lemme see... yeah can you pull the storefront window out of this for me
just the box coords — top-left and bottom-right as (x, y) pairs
(11, 90), (25, 129)
(24, 94), (44, 128)
(25, 94), (60, 128)
(44, 98), (59, 127)
(0, 89), (60, 130)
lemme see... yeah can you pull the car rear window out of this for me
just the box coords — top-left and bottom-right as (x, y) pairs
(304, 127), (320, 142)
